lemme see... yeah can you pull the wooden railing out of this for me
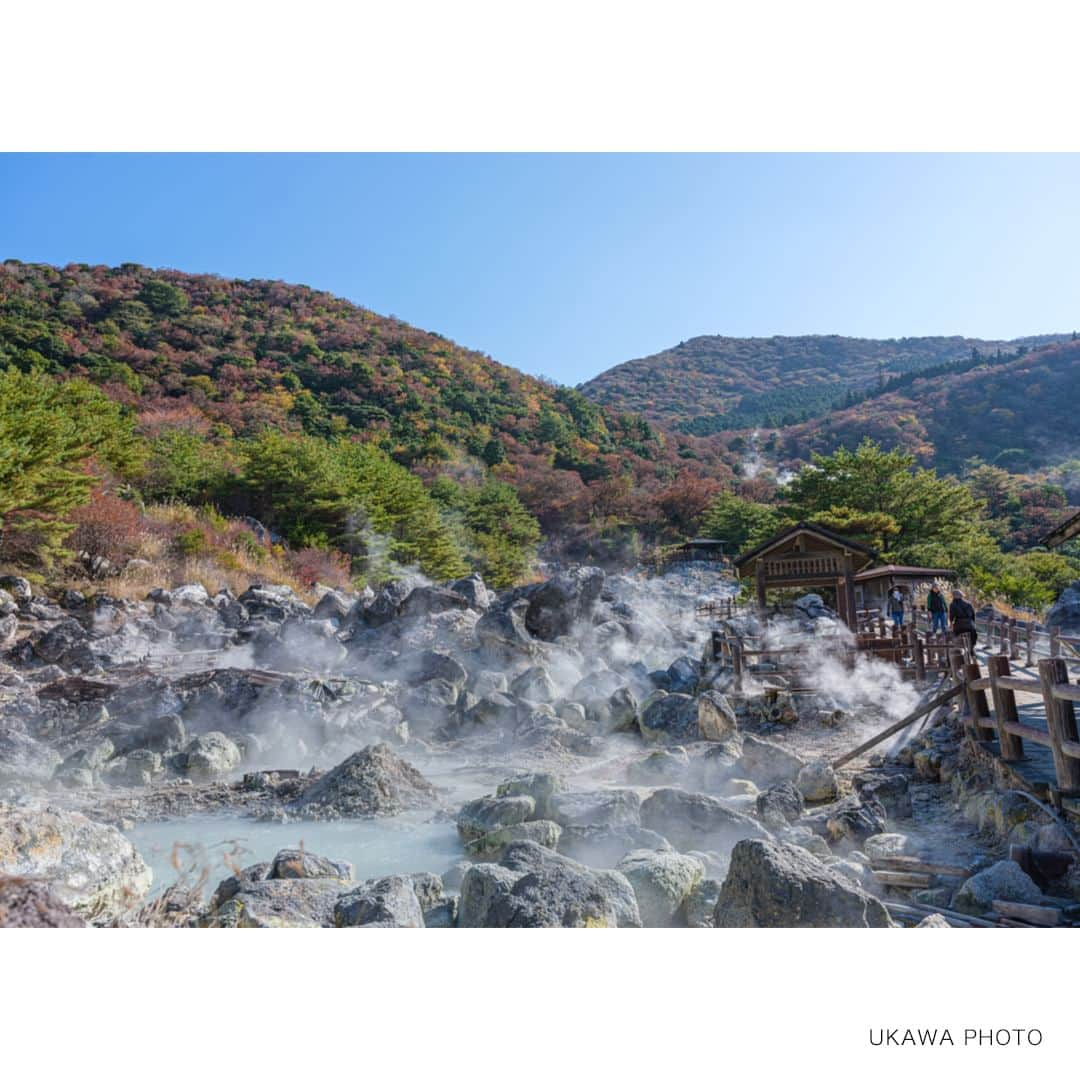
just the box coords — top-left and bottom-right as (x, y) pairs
(958, 652), (1080, 793)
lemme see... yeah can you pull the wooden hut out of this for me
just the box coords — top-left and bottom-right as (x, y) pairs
(732, 522), (876, 630)
(853, 563), (956, 615)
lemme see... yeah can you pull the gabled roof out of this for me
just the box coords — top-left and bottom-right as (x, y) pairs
(854, 564), (956, 581)
(1041, 508), (1080, 550)
(733, 521), (877, 569)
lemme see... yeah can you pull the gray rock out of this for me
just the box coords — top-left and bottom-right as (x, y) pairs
(205, 878), (345, 927)
(450, 573), (492, 611)
(640, 787), (769, 851)
(607, 687), (639, 732)
(362, 581), (413, 628)
(457, 795), (537, 841)
(738, 734), (805, 786)
(461, 840), (641, 927)
(466, 819), (562, 856)
(458, 863), (521, 927)
(291, 743), (437, 819)
(0, 575), (31, 603)
(0, 804), (151, 919)
(334, 875), (425, 927)
(183, 731), (241, 779)
(510, 666), (558, 703)
(715, 837), (893, 928)
(312, 590), (352, 622)
(549, 789), (642, 830)
(268, 849), (353, 881)
(496, 772), (565, 819)
(796, 760), (839, 803)
(755, 782), (805, 827)
(685, 877), (724, 928)
(698, 690), (737, 741)
(409, 650), (468, 690)
(524, 567), (605, 642)
(666, 656), (700, 694)
(916, 913), (953, 927)
(616, 849), (704, 927)
(954, 859), (1043, 914)
(0, 613), (16, 647)
(467, 692), (519, 727)
(639, 692), (699, 742)
(0, 878), (86, 927)
(1046, 581), (1080, 633)
(626, 747), (689, 784)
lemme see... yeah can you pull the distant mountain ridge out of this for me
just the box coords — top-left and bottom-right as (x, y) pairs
(581, 333), (1070, 435)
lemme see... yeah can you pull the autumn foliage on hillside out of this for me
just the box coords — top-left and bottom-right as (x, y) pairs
(0, 261), (735, 581)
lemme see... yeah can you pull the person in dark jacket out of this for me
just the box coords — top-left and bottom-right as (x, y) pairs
(887, 587), (905, 628)
(949, 588), (977, 652)
(927, 584), (948, 635)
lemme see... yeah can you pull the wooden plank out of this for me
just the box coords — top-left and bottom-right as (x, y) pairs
(988, 655), (1024, 762)
(1000, 720), (1053, 747)
(831, 684), (963, 768)
(870, 856), (972, 878)
(996, 675), (1042, 693)
(873, 870), (933, 888)
(990, 900), (1061, 926)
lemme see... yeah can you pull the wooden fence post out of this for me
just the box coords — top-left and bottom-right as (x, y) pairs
(1025, 621), (1034, 668)
(913, 636), (926, 682)
(1050, 625), (1061, 657)
(987, 655), (1024, 761)
(1038, 657), (1080, 792)
(732, 641), (744, 693)
(965, 658), (992, 739)
(950, 649), (970, 723)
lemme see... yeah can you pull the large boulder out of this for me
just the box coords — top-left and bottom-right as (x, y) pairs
(334, 875), (425, 927)
(1046, 581), (1080, 633)
(496, 772), (566, 819)
(183, 731), (242, 780)
(616, 849), (704, 927)
(638, 692), (699, 742)
(459, 840), (641, 928)
(715, 837), (893, 928)
(524, 567), (605, 642)
(268, 849), (352, 881)
(796, 760), (839, 803)
(640, 787), (768, 851)
(755, 782), (805, 827)
(33, 619), (92, 667)
(399, 586), (469, 620)
(457, 795), (536, 842)
(290, 743), (437, 819)
(0, 877), (86, 927)
(698, 691), (737, 741)
(0, 804), (151, 919)
(549, 789), (642, 830)
(205, 878), (346, 927)
(738, 734), (805, 787)
(953, 859), (1044, 914)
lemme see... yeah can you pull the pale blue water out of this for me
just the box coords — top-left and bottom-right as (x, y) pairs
(130, 812), (463, 895)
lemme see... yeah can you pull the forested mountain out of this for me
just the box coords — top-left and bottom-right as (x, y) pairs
(581, 333), (1068, 434)
(780, 336), (1080, 475)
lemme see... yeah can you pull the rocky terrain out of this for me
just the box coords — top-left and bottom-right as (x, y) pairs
(0, 564), (1058, 928)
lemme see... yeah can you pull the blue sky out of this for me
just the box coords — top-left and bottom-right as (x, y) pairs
(1, 153), (1078, 383)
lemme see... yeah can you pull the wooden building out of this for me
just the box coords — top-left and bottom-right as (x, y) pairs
(853, 563), (955, 613)
(732, 522), (875, 630)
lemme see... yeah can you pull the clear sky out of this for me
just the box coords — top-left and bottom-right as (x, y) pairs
(1, 153), (1078, 383)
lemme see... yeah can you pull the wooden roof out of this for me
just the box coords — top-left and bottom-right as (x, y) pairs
(733, 521), (876, 570)
(854, 564), (956, 582)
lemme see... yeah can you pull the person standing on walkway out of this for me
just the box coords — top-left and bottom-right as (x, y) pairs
(949, 588), (978, 653)
(887, 587), (905, 628)
(927, 583), (948, 635)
